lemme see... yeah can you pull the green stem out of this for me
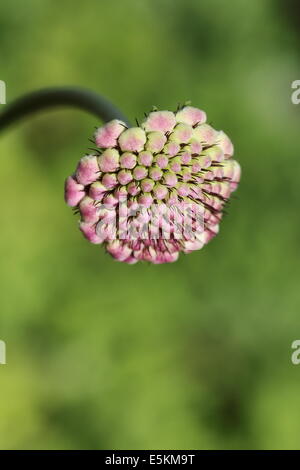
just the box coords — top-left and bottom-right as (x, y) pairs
(0, 86), (131, 132)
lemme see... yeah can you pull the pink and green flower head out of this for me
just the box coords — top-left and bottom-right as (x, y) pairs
(65, 105), (241, 264)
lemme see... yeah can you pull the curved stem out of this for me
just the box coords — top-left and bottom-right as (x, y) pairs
(0, 87), (131, 133)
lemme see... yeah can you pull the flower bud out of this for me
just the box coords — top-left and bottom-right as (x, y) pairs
(169, 156), (181, 172)
(120, 152), (137, 169)
(138, 150), (153, 167)
(180, 149), (192, 164)
(164, 171), (178, 187)
(79, 197), (99, 223)
(153, 183), (168, 200)
(64, 176), (85, 206)
(142, 111), (176, 133)
(89, 181), (106, 200)
(95, 119), (126, 148)
(138, 192), (153, 208)
(155, 154), (169, 169)
(106, 240), (132, 261)
(164, 141), (180, 157)
(79, 222), (103, 244)
(190, 138), (202, 155)
(102, 193), (118, 207)
(141, 178), (155, 193)
(98, 148), (119, 173)
(114, 186), (128, 201)
(217, 130), (234, 157)
(127, 181), (141, 196)
(193, 124), (218, 145)
(182, 168), (192, 182)
(176, 106), (206, 126)
(117, 169), (133, 185)
(118, 127), (146, 152)
(202, 145), (224, 162)
(149, 166), (163, 181)
(170, 123), (193, 144)
(102, 173), (118, 190)
(183, 239), (204, 253)
(66, 104), (240, 264)
(177, 183), (190, 197)
(76, 155), (99, 185)
(146, 131), (167, 153)
(133, 165), (148, 180)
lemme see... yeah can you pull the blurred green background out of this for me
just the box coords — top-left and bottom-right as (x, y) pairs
(0, 0), (299, 450)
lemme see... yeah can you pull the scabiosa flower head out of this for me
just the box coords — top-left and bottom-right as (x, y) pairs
(65, 105), (241, 264)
